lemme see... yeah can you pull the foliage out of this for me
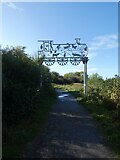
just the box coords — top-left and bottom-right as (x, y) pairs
(51, 71), (84, 85)
(3, 88), (56, 158)
(2, 46), (53, 125)
(88, 73), (104, 89)
(51, 71), (64, 84)
(64, 71), (84, 84)
(2, 46), (57, 158)
(88, 73), (120, 110)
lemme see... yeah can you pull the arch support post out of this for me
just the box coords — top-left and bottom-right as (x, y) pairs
(84, 62), (87, 96)
(83, 57), (88, 97)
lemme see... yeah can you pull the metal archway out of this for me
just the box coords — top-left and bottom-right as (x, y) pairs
(38, 38), (89, 96)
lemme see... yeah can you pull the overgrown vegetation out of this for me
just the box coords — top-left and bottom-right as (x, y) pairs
(2, 47), (120, 157)
(54, 74), (120, 156)
(2, 46), (56, 158)
(3, 91), (56, 158)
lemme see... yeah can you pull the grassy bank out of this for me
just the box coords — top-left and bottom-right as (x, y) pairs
(3, 89), (57, 158)
(54, 83), (120, 157)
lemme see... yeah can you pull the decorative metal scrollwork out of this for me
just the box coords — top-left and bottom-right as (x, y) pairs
(70, 57), (81, 65)
(44, 57), (55, 66)
(38, 38), (88, 66)
(57, 57), (68, 66)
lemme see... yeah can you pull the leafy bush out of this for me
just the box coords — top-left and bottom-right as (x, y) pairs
(2, 46), (53, 125)
(88, 73), (120, 111)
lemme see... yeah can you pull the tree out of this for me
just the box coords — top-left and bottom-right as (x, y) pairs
(64, 71), (84, 84)
(2, 46), (53, 125)
(88, 73), (104, 88)
(51, 71), (60, 84)
(74, 71), (84, 83)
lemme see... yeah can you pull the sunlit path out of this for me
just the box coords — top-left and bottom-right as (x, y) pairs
(22, 90), (117, 158)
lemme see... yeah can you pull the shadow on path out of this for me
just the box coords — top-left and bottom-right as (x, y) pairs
(22, 89), (117, 158)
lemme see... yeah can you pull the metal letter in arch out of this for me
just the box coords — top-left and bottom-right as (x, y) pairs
(38, 38), (89, 96)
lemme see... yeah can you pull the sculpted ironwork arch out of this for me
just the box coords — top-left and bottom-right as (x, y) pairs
(38, 38), (89, 96)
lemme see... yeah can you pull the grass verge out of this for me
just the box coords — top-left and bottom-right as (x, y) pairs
(3, 89), (57, 158)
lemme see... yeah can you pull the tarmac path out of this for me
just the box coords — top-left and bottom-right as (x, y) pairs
(22, 89), (117, 158)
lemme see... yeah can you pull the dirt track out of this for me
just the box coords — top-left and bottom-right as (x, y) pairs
(22, 90), (117, 158)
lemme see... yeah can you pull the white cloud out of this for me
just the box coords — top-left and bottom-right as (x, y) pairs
(89, 34), (118, 51)
(88, 34), (118, 59)
(7, 2), (23, 11)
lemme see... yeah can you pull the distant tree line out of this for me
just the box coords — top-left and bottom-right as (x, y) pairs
(51, 71), (84, 84)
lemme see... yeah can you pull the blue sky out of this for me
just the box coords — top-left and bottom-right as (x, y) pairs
(1, 2), (118, 78)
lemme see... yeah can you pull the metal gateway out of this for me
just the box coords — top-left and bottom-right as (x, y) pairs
(38, 38), (89, 96)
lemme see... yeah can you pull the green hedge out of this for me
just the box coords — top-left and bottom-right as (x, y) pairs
(2, 46), (53, 125)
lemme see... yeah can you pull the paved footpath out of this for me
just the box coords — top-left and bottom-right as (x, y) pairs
(22, 90), (117, 158)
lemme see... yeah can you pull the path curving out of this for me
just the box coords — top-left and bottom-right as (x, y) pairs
(22, 89), (117, 158)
